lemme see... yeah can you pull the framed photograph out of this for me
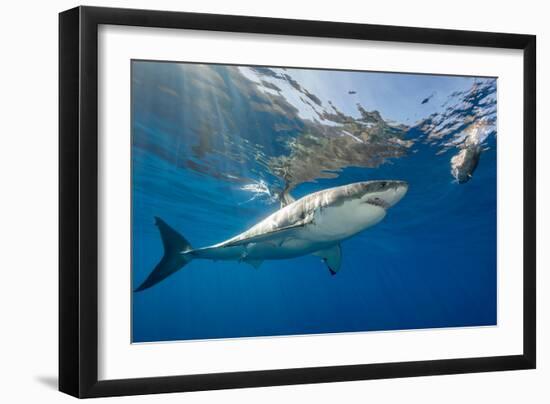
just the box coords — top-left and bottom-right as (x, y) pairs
(59, 6), (536, 398)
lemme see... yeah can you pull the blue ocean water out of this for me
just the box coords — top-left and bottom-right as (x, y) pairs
(131, 61), (497, 343)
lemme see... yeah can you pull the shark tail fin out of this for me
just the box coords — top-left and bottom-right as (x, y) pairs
(134, 217), (193, 292)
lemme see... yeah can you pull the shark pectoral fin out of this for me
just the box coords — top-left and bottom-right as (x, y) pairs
(313, 244), (342, 275)
(244, 259), (263, 269)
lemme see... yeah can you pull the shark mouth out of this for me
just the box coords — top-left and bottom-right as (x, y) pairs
(364, 197), (391, 209)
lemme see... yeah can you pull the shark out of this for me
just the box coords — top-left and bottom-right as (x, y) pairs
(134, 180), (408, 292)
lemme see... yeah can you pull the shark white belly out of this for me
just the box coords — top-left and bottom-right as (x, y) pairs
(135, 180), (407, 292)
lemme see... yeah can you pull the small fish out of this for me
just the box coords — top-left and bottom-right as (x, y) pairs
(421, 92), (435, 105)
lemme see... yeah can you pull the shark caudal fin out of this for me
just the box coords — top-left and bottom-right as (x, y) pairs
(134, 217), (193, 292)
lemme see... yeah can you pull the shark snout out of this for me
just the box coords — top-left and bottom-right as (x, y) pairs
(385, 181), (408, 207)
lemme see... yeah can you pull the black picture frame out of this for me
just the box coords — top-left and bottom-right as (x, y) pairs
(59, 5), (536, 398)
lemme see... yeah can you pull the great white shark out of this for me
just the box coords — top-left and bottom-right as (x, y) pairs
(135, 180), (408, 292)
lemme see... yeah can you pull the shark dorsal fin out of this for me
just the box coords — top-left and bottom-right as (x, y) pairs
(279, 188), (296, 208)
